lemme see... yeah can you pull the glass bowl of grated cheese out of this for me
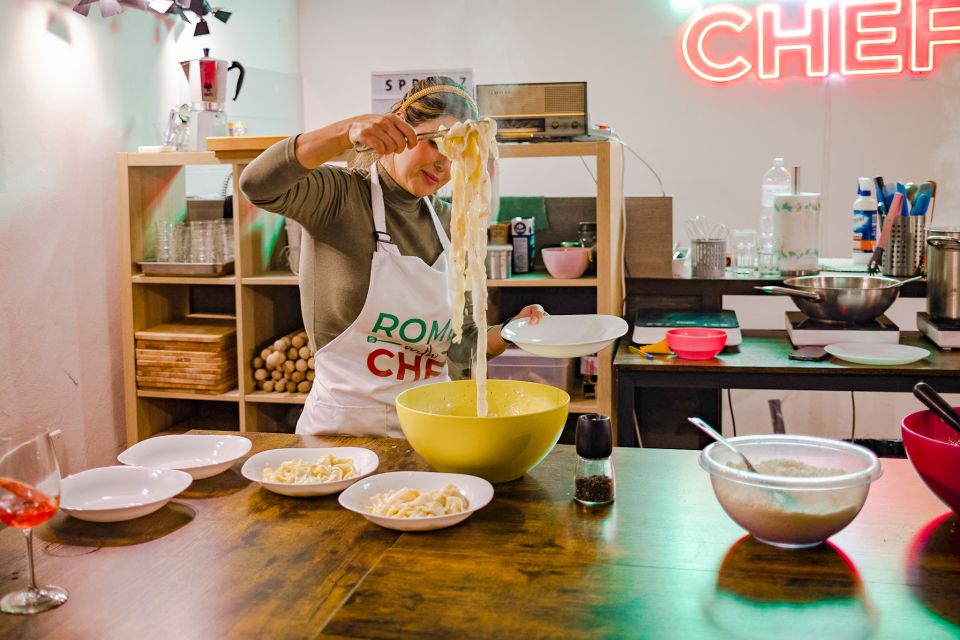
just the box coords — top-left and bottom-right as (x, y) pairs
(241, 447), (379, 497)
(699, 435), (882, 549)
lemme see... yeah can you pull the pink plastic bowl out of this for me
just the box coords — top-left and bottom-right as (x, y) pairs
(665, 328), (727, 360)
(902, 407), (960, 514)
(541, 247), (590, 279)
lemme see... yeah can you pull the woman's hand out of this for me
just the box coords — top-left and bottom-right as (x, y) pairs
(346, 114), (418, 155)
(486, 304), (548, 358)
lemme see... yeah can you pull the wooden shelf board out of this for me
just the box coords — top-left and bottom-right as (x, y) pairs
(136, 388), (241, 402)
(569, 390), (598, 414)
(498, 141), (601, 159)
(132, 273), (236, 285)
(124, 151), (221, 167)
(241, 271), (299, 286)
(245, 391), (308, 405)
(488, 273), (597, 288)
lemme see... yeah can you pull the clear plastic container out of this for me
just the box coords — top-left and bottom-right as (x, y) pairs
(760, 158), (792, 262)
(487, 347), (575, 392)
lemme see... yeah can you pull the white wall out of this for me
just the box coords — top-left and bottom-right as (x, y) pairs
(297, 0), (960, 440)
(0, 0), (301, 473)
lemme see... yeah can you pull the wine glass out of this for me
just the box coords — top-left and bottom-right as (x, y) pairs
(0, 426), (68, 615)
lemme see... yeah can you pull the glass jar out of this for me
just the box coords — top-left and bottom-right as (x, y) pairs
(578, 222), (597, 274)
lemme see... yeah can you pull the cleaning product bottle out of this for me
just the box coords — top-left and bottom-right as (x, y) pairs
(852, 177), (878, 264)
(759, 158), (792, 274)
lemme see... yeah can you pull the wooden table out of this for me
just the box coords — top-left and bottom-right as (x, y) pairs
(2, 431), (958, 639)
(615, 330), (960, 448)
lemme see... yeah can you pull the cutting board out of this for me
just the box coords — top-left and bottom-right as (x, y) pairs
(135, 317), (236, 344)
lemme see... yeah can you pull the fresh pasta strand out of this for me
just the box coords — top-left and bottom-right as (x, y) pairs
(436, 118), (499, 417)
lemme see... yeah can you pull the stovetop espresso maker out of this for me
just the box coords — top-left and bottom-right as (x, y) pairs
(179, 48), (245, 151)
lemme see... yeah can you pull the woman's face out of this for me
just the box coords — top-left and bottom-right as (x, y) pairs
(384, 115), (459, 197)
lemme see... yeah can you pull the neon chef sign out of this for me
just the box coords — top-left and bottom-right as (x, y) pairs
(680, 1), (960, 83)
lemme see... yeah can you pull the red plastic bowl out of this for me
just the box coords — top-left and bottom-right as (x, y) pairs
(902, 407), (960, 514)
(665, 328), (727, 360)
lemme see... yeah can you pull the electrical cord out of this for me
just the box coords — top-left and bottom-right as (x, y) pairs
(850, 391), (856, 442)
(578, 156), (597, 184)
(727, 388), (737, 437)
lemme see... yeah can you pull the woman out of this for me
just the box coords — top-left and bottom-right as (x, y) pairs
(239, 77), (544, 437)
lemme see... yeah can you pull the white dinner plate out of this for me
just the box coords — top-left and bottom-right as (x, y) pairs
(824, 343), (931, 366)
(501, 314), (629, 358)
(338, 471), (494, 532)
(60, 466), (192, 523)
(241, 447), (379, 497)
(118, 434), (252, 479)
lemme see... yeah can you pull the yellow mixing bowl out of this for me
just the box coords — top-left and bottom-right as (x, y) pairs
(395, 379), (570, 483)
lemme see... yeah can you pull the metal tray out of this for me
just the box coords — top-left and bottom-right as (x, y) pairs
(138, 260), (235, 277)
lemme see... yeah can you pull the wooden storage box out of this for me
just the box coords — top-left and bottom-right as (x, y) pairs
(135, 316), (237, 394)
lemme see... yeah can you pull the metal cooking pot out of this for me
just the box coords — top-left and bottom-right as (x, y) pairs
(757, 275), (921, 324)
(926, 227), (960, 319)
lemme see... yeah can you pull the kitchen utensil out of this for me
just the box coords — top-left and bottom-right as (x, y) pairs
(395, 379), (568, 483)
(353, 129), (445, 153)
(60, 466), (192, 523)
(867, 192), (903, 274)
(902, 404), (960, 514)
(926, 227), (960, 319)
(501, 314), (628, 358)
(338, 471), (494, 532)
(667, 328), (727, 360)
(687, 418), (759, 472)
(698, 434), (882, 548)
(823, 343), (930, 366)
(240, 447), (379, 497)
(755, 274), (916, 324)
(905, 182), (918, 205)
(118, 434), (252, 479)
(179, 48), (245, 151)
(912, 382), (960, 437)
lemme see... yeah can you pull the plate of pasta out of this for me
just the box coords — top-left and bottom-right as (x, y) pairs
(240, 447), (379, 497)
(338, 471), (494, 531)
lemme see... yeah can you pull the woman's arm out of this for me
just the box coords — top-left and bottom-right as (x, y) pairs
(296, 114), (418, 169)
(486, 304), (546, 358)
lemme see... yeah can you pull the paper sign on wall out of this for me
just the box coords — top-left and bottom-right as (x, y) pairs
(371, 68), (474, 114)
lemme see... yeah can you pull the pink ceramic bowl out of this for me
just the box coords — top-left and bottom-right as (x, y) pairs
(665, 328), (727, 360)
(902, 408), (960, 514)
(541, 247), (590, 279)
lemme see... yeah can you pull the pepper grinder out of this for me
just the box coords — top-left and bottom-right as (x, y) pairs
(574, 414), (615, 505)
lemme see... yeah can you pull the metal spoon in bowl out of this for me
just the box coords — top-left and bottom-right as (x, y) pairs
(688, 417), (760, 472)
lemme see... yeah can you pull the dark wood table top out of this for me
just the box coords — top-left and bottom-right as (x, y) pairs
(2, 431), (958, 639)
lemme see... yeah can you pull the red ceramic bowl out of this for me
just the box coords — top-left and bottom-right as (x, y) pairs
(665, 328), (727, 360)
(902, 408), (960, 514)
(541, 247), (590, 279)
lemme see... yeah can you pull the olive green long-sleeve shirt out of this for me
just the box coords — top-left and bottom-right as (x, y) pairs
(238, 136), (476, 379)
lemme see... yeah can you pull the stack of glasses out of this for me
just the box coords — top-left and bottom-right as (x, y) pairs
(155, 219), (233, 264)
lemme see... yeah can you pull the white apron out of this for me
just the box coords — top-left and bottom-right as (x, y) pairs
(297, 164), (453, 437)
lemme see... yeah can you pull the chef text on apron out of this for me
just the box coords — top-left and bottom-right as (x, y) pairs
(297, 163), (453, 437)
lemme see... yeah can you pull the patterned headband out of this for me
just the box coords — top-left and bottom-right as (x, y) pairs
(395, 85), (478, 117)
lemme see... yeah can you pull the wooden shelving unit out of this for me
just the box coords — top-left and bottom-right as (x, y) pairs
(118, 139), (624, 444)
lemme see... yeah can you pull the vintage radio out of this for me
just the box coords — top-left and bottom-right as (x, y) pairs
(476, 82), (587, 141)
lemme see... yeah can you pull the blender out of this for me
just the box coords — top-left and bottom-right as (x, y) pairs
(180, 48), (245, 151)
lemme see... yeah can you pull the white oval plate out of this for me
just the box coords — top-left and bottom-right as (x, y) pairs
(824, 342), (931, 366)
(241, 447), (379, 497)
(501, 314), (628, 358)
(118, 434), (252, 479)
(338, 471), (494, 532)
(61, 466), (192, 523)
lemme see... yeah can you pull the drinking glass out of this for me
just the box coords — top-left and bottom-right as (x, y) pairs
(0, 427), (68, 615)
(731, 229), (758, 276)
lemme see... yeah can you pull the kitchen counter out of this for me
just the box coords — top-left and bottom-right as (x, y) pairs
(1, 431), (958, 639)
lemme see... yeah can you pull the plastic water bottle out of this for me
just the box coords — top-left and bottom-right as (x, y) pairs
(759, 158), (792, 274)
(852, 177), (878, 264)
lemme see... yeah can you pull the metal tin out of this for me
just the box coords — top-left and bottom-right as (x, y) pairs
(926, 226), (960, 319)
(486, 245), (513, 280)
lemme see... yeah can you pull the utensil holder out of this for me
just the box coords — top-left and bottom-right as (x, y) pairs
(692, 239), (726, 277)
(883, 215), (919, 276)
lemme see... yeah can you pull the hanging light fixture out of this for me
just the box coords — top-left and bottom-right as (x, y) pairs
(71, 0), (232, 36)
